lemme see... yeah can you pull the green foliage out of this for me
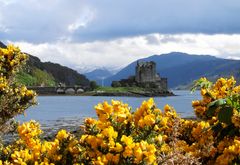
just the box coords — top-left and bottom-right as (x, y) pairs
(191, 77), (212, 92)
(16, 68), (56, 86)
(111, 81), (122, 87)
(41, 62), (90, 86)
(218, 105), (233, 125)
(31, 68), (56, 86)
(206, 99), (226, 118)
(89, 81), (98, 90)
(96, 86), (145, 93)
(16, 71), (37, 86)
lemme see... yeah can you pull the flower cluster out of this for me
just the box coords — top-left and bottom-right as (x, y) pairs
(188, 77), (240, 164)
(0, 120), (82, 165)
(0, 45), (36, 131)
(0, 45), (27, 78)
(80, 99), (179, 164)
(0, 99), (181, 164)
(192, 77), (239, 119)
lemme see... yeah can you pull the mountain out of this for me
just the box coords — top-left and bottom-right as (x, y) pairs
(84, 69), (113, 85)
(0, 41), (7, 48)
(0, 41), (90, 86)
(41, 61), (89, 86)
(105, 52), (240, 88)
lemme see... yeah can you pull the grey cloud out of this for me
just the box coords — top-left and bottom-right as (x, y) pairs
(1, 0), (240, 43)
(159, 35), (182, 43)
(0, 0), (92, 43)
(145, 35), (160, 45)
(145, 34), (196, 45)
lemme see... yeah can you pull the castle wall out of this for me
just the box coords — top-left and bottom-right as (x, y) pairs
(115, 61), (168, 92)
(157, 78), (168, 91)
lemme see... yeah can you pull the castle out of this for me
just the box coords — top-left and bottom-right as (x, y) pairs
(112, 61), (168, 92)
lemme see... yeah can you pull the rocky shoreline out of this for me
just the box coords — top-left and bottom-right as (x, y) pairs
(2, 117), (86, 144)
(36, 90), (175, 97)
(2, 114), (197, 144)
(91, 90), (175, 97)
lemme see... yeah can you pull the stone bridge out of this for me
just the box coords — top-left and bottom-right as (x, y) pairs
(28, 86), (85, 95)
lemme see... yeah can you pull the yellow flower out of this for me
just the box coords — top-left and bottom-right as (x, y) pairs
(121, 135), (133, 146)
(133, 144), (143, 164)
(114, 142), (123, 152)
(143, 114), (155, 126)
(201, 88), (207, 96)
(232, 109), (240, 128)
(85, 118), (97, 125)
(123, 146), (133, 158)
(160, 143), (170, 153)
(160, 117), (168, 126)
(112, 154), (120, 164)
(102, 126), (118, 139)
(56, 129), (69, 141)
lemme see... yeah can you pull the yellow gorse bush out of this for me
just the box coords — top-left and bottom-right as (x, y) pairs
(80, 99), (179, 164)
(0, 80), (239, 165)
(0, 44), (240, 164)
(0, 45), (36, 132)
(0, 99), (179, 165)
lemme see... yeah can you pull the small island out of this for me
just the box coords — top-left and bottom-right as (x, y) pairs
(89, 61), (174, 97)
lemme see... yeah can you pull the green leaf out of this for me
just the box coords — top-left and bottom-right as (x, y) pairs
(211, 122), (223, 134)
(218, 124), (235, 141)
(208, 99), (226, 107)
(225, 98), (233, 106)
(206, 106), (217, 117)
(206, 99), (226, 117)
(191, 78), (212, 92)
(218, 106), (233, 125)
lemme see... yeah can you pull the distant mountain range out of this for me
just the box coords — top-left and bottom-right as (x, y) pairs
(84, 69), (113, 86)
(104, 52), (240, 88)
(0, 41), (90, 87)
(2, 40), (239, 88)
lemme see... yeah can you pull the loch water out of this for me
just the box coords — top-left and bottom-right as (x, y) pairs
(16, 90), (201, 128)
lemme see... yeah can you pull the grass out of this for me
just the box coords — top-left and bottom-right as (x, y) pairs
(16, 68), (56, 86)
(95, 86), (146, 93)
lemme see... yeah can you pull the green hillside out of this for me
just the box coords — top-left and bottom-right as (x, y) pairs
(0, 41), (90, 87)
(16, 68), (56, 86)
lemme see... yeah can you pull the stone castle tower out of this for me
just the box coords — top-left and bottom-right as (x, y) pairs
(135, 61), (168, 91)
(135, 61), (157, 83)
(112, 61), (168, 92)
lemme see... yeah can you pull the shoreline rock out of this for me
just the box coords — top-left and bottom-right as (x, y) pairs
(36, 90), (175, 97)
(91, 90), (175, 97)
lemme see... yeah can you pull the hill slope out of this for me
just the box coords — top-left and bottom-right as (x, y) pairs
(105, 52), (240, 88)
(0, 41), (90, 86)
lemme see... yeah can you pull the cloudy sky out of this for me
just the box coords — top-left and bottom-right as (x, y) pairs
(1, 0), (240, 72)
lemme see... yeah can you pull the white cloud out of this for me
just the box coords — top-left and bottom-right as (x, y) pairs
(11, 34), (240, 73)
(68, 8), (95, 32)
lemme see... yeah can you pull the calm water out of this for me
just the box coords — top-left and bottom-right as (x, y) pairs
(16, 90), (201, 125)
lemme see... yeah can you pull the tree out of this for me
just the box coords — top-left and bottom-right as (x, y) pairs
(89, 80), (98, 90)
(0, 45), (36, 133)
(111, 81), (121, 87)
